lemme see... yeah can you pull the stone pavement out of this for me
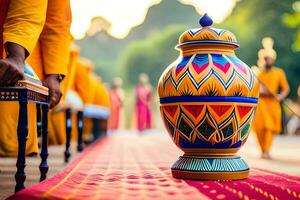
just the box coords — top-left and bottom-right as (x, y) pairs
(0, 130), (299, 199)
(0, 143), (80, 200)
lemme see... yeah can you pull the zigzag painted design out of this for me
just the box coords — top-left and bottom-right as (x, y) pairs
(163, 54), (255, 93)
(161, 103), (256, 148)
(188, 28), (227, 37)
(167, 69), (251, 91)
(210, 28), (226, 36)
(189, 28), (202, 36)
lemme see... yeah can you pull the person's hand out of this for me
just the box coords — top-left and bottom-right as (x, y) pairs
(43, 75), (62, 108)
(0, 42), (27, 86)
(259, 86), (273, 97)
(0, 57), (24, 86)
(276, 94), (285, 102)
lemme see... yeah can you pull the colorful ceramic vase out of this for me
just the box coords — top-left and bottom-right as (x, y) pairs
(158, 14), (259, 180)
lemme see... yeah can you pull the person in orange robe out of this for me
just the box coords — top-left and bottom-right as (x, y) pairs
(91, 74), (111, 139)
(73, 57), (94, 104)
(27, 0), (72, 146)
(27, 0), (72, 103)
(252, 37), (290, 159)
(46, 42), (80, 145)
(64, 43), (82, 142)
(0, 0), (72, 156)
(108, 77), (125, 130)
(74, 57), (111, 141)
(0, 0), (47, 156)
(73, 58), (95, 142)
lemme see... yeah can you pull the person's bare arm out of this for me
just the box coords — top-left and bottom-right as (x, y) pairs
(0, 42), (25, 85)
(276, 70), (290, 102)
(276, 89), (289, 102)
(40, 0), (72, 108)
(0, 0), (47, 85)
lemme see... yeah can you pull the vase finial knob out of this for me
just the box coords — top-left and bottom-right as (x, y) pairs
(199, 13), (213, 27)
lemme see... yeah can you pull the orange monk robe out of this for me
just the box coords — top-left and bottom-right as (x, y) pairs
(73, 59), (97, 141)
(0, 0), (71, 156)
(1, 0), (47, 56)
(27, 0), (72, 147)
(108, 88), (125, 130)
(28, 0), (71, 79)
(93, 76), (110, 108)
(47, 43), (79, 145)
(252, 67), (290, 152)
(83, 75), (110, 139)
(65, 44), (81, 142)
(94, 77), (111, 132)
(0, 0), (47, 156)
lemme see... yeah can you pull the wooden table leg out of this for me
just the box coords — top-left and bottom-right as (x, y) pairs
(36, 104), (42, 137)
(65, 108), (72, 163)
(77, 111), (83, 152)
(15, 100), (28, 192)
(99, 119), (108, 138)
(39, 104), (49, 181)
(92, 118), (100, 141)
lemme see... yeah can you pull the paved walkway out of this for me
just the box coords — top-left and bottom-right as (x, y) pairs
(0, 130), (299, 199)
(0, 143), (80, 199)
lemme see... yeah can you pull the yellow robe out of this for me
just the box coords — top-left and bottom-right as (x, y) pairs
(252, 67), (290, 152)
(48, 43), (79, 145)
(66, 44), (81, 142)
(0, 0), (47, 156)
(2, 0), (47, 55)
(93, 77), (111, 136)
(73, 60), (96, 140)
(31, 0), (72, 145)
(85, 75), (111, 139)
(73, 58), (95, 104)
(93, 78), (111, 108)
(0, 0), (71, 156)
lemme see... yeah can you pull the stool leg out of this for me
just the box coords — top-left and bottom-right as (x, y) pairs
(39, 104), (49, 181)
(36, 104), (42, 137)
(15, 101), (28, 192)
(92, 118), (100, 141)
(77, 111), (83, 152)
(65, 109), (71, 162)
(99, 119), (108, 138)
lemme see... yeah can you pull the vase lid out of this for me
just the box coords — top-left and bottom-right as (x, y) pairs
(176, 14), (239, 49)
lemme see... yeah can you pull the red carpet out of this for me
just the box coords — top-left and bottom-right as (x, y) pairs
(8, 134), (300, 200)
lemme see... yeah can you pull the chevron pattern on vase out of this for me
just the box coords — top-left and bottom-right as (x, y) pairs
(161, 103), (256, 149)
(158, 53), (259, 98)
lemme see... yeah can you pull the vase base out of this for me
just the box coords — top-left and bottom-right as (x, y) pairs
(171, 155), (249, 180)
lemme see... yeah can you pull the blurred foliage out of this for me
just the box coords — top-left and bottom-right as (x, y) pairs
(78, 0), (300, 97)
(77, 0), (199, 84)
(282, 1), (300, 51)
(220, 0), (299, 97)
(118, 25), (187, 86)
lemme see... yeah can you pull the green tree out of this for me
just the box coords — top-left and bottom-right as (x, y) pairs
(221, 0), (300, 97)
(118, 25), (187, 86)
(283, 1), (300, 51)
(77, 0), (199, 86)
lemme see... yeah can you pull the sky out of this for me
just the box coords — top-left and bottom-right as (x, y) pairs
(70, 0), (238, 40)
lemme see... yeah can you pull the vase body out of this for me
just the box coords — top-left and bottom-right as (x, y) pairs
(158, 20), (259, 180)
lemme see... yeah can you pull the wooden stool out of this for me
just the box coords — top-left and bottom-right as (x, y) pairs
(65, 108), (84, 162)
(83, 104), (110, 142)
(0, 79), (49, 192)
(54, 103), (83, 163)
(64, 107), (84, 163)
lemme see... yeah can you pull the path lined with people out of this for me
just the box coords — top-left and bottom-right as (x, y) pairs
(0, 1), (299, 200)
(1, 130), (300, 199)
